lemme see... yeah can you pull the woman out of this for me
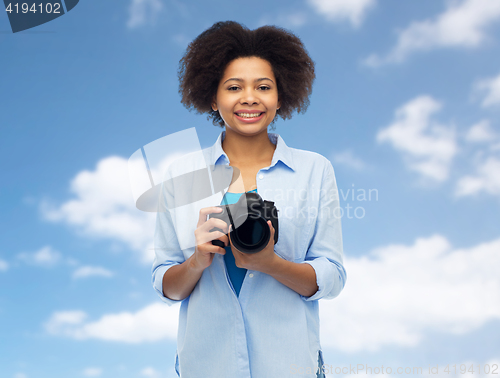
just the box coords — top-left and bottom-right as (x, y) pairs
(152, 21), (346, 378)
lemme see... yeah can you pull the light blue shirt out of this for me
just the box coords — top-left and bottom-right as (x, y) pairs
(152, 131), (346, 378)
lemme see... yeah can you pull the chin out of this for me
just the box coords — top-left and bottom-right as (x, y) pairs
(233, 126), (269, 135)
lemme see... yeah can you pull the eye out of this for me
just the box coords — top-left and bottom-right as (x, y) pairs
(227, 86), (240, 91)
(258, 86), (271, 91)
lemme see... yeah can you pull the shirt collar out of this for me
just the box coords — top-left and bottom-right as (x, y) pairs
(210, 130), (295, 171)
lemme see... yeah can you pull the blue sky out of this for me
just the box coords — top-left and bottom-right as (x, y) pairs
(1, 0), (500, 377)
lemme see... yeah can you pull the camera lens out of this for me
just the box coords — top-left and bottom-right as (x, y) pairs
(231, 215), (270, 253)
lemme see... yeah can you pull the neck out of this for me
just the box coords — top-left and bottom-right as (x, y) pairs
(222, 127), (276, 164)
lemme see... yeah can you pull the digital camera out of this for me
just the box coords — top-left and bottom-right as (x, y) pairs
(209, 192), (279, 254)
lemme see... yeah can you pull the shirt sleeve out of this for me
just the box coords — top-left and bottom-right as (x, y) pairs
(300, 160), (346, 301)
(151, 172), (187, 306)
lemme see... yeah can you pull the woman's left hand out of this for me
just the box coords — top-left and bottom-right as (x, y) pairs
(229, 220), (281, 274)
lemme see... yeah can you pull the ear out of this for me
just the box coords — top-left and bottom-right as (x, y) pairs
(277, 98), (281, 110)
(211, 96), (218, 112)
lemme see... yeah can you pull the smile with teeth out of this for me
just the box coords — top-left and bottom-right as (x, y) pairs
(236, 112), (264, 118)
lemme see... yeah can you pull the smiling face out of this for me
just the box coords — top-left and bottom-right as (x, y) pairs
(212, 56), (280, 136)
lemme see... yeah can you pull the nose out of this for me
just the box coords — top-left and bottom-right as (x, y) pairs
(240, 88), (260, 105)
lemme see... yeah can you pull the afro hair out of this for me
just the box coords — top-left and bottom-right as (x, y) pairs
(178, 21), (315, 127)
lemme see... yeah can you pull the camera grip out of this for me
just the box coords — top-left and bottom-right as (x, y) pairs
(209, 227), (226, 249)
(212, 240), (225, 248)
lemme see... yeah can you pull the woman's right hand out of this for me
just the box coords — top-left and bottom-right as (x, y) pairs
(192, 206), (229, 271)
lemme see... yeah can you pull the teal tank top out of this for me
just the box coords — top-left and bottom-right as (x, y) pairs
(221, 188), (257, 297)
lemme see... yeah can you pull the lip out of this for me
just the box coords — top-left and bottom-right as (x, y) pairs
(234, 112), (265, 123)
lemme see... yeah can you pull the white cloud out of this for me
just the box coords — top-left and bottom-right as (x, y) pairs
(475, 71), (500, 108)
(45, 235), (500, 354)
(465, 119), (497, 143)
(307, 0), (376, 27)
(457, 99), (500, 197)
(319, 235), (500, 352)
(377, 96), (457, 181)
(0, 258), (8, 272)
(365, 0), (500, 66)
(14, 374), (27, 378)
(331, 150), (366, 170)
(258, 12), (308, 29)
(45, 302), (179, 343)
(41, 156), (156, 263)
(141, 367), (160, 377)
(44, 311), (88, 335)
(82, 367), (102, 377)
(127, 0), (163, 29)
(17, 246), (61, 267)
(456, 156), (500, 196)
(73, 266), (114, 280)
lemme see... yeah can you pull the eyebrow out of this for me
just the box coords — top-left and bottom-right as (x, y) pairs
(223, 77), (275, 85)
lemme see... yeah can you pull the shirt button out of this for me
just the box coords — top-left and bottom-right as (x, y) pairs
(258, 174), (264, 180)
(249, 273), (254, 278)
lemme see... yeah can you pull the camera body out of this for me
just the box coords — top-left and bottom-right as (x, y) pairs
(209, 192), (279, 254)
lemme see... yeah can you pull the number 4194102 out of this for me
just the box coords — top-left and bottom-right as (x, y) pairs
(443, 364), (498, 375)
(5, 3), (62, 14)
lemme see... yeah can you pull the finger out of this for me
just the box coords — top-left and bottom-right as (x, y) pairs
(212, 234), (229, 247)
(268, 221), (276, 246)
(197, 230), (226, 245)
(197, 207), (224, 226)
(201, 218), (229, 233)
(268, 220), (274, 235)
(208, 230), (226, 242)
(200, 243), (226, 255)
